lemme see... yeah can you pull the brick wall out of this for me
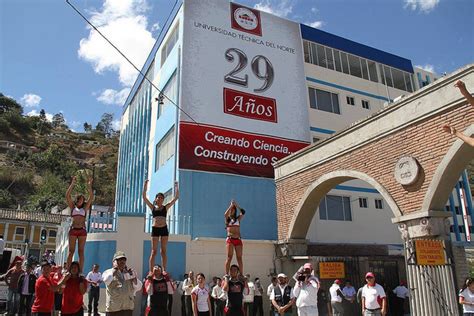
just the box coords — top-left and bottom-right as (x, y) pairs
(276, 103), (474, 240)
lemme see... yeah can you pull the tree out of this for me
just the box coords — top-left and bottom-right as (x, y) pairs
(52, 112), (67, 129)
(0, 93), (23, 114)
(96, 113), (114, 137)
(83, 122), (92, 133)
(39, 109), (46, 121)
(27, 172), (67, 212)
(36, 109), (51, 135)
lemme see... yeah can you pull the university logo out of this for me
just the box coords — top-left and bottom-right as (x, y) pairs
(230, 3), (262, 36)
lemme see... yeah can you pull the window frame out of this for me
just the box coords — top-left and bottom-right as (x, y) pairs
(14, 226), (25, 241)
(155, 127), (176, 171)
(319, 194), (352, 222)
(375, 199), (384, 209)
(346, 96), (355, 106)
(359, 197), (368, 208)
(308, 87), (341, 114)
(362, 100), (370, 110)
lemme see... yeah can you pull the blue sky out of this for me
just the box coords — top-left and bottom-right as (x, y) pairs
(1, 0), (473, 132)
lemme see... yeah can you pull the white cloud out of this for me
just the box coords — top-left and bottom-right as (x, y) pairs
(70, 121), (82, 129)
(96, 88), (130, 106)
(112, 119), (121, 131)
(26, 110), (53, 122)
(415, 64), (435, 73)
(404, 0), (440, 13)
(78, 0), (156, 87)
(307, 21), (324, 29)
(20, 94), (42, 107)
(151, 22), (160, 32)
(254, 0), (293, 17)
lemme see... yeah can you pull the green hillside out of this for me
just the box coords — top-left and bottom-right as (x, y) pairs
(0, 93), (119, 211)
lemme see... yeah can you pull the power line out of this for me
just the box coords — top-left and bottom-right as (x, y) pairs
(65, 0), (198, 124)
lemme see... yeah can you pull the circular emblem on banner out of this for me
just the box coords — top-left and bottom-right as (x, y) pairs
(394, 156), (420, 186)
(234, 8), (259, 31)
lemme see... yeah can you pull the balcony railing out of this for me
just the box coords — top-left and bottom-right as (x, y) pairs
(87, 212), (117, 233)
(147, 213), (192, 236)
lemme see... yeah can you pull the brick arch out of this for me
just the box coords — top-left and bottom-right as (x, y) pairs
(287, 170), (402, 240)
(422, 124), (474, 212)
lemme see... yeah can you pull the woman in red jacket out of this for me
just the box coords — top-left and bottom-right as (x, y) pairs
(61, 262), (87, 316)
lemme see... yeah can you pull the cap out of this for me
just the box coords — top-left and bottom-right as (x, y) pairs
(40, 260), (51, 267)
(365, 272), (375, 278)
(303, 263), (313, 270)
(277, 273), (287, 278)
(334, 279), (342, 284)
(113, 251), (127, 261)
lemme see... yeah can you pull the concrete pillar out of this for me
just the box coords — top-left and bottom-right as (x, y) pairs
(394, 211), (459, 316)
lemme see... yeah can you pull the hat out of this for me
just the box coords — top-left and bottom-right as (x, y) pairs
(365, 272), (375, 278)
(303, 263), (313, 270)
(277, 273), (287, 278)
(334, 279), (342, 284)
(113, 251), (127, 261)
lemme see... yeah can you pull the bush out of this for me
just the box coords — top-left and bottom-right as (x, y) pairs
(0, 189), (15, 208)
(27, 172), (67, 212)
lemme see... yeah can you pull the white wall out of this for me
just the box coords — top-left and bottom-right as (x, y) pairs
(306, 179), (402, 244)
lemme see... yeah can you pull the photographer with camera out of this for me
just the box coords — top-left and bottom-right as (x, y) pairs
(102, 251), (142, 316)
(292, 263), (319, 316)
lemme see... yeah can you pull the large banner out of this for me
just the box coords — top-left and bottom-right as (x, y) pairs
(180, 0), (310, 178)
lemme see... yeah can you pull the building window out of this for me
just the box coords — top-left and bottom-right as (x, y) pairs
(459, 226), (465, 234)
(346, 96), (355, 106)
(450, 225), (454, 233)
(155, 128), (175, 171)
(362, 100), (370, 110)
(359, 197), (368, 208)
(312, 137), (320, 143)
(14, 227), (25, 241)
(308, 87), (340, 114)
(319, 195), (352, 221)
(161, 24), (179, 66)
(48, 230), (56, 238)
(375, 199), (384, 209)
(454, 206), (461, 215)
(158, 72), (178, 118)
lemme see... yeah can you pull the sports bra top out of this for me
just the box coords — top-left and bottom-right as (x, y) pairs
(152, 205), (167, 218)
(71, 207), (86, 217)
(227, 218), (240, 227)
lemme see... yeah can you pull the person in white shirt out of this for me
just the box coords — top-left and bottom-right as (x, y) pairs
(329, 280), (344, 316)
(342, 280), (357, 316)
(253, 278), (264, 316)
(191, 273), (211, 316)
(243, 274), (255, 316)
(270, 274), (294, 316)
(392, 281), (409, 316)
(211, 277), (226, 316)
(266, 276), (277, 316)
(166, 273), (176, 316)
(459, 278), (474, 315)
(361, 272), (386, 316)
(182, 271), (195, 316)
(86, 264), (102, 316)
(292, 265), (319, 316)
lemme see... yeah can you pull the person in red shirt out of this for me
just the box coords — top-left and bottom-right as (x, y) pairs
(32, 261), (65, 316)
(62, 261), (87, 316)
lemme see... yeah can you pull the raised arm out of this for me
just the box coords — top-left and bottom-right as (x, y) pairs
(66, 176), (76, 210)
(455, 80), (474, 107)
(165, 182), (180, 209)
(234, 201), (246, 221)
(443, 125), (474, 147)
(142, 180), (154, 210)
(85, 177), (94, 210)
(224, 200), (235, 219)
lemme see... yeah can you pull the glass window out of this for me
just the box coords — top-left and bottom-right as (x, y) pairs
(343, 197), (352, 221)
(326, 195), (344, 221)
(325, 47), (335, 70)
(161, 24), (179, 66)
(334, 50), (342, 72)
(15, 227), (24, 235)
(158, 72), (178, 118)
(303, 41), (311, 63)
(319, 197), (327, 220)
(392, 68), (406, 91)
(359, 197), (368, 208)
(48, 230), (57, 237)
(346, 96), (355, 106)
(361, 59), (369, 80)
(368, 61), (378, 83)
(383, 66), (394, 87)
(316, 89), (333, 113)
(317, 44), (327, 68)
(379, 64), (386, 85)
(348, 54), (362, 78)
(340, 52), (350, 74)
(375, 199), (384, 209)
(155, 127), (175, 171)
(404, 73), (414, 92)
(362, 100), (370, 110)
(311, 42), (318, 66)
(331, 93), (340, 114)
(308, 87), (316, 109)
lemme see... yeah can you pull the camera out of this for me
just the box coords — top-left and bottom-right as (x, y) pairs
(297, 273), (307, 282)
